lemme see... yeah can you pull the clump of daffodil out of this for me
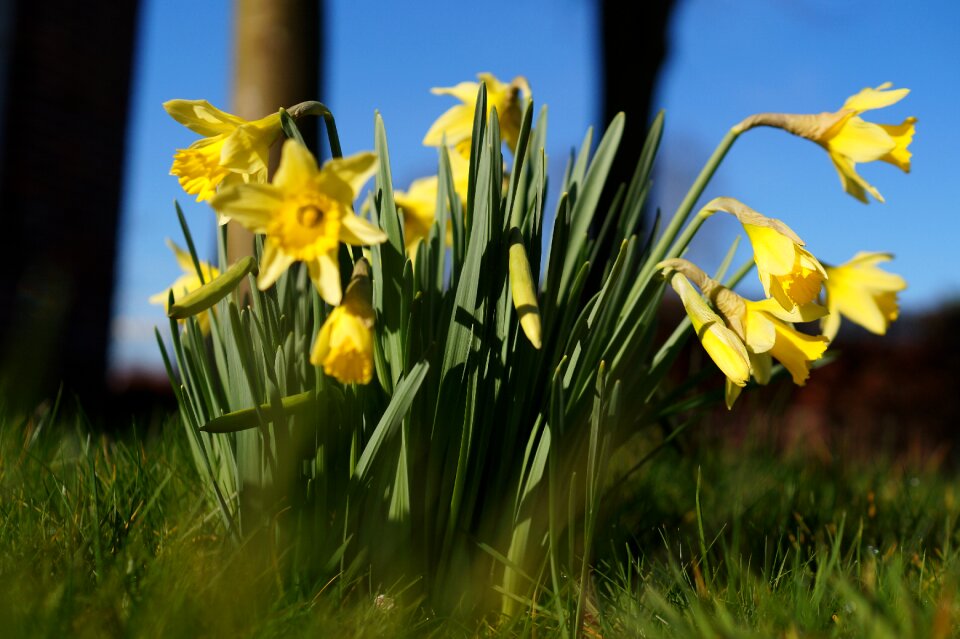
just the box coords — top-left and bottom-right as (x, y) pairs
(211, 139), (387, 306)
(665, 270), (752, 390)
(311, 259), (376, 385)
(661, 258), (830, 408)
(394, 151), (470, 261)
(734, 82), (916, 203)
(149, 239), (220, 334)
(422, 72), (531, 156)
(165, 100), (283, 215)
(821, 252), (907, 341)
(701, 197), (826, 311)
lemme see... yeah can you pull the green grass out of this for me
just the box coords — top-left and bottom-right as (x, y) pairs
(1, 404), (957, 638)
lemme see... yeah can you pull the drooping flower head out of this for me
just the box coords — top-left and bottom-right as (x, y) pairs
(149, 239), (220, 334)
(210, 140), (387, 306)
(734, 83), (916, 203)
(394, 150), (470, 261)
(164, 100), (283, 216)
(660, 258), (829, 408)
(702, 198), (827, 311)
(821, 252), (907, 341)
(311, 259), (376, 385)
(665, 270), (751, 390)
(422, 72), (531, 156)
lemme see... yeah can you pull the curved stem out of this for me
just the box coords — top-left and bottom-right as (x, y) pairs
(287, 100), (343, 158)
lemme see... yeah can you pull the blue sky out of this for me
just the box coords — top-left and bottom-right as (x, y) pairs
(110, 0), (960, 372)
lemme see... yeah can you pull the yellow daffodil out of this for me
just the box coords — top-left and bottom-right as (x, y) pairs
(149, 239), (220, 334)
(667, 271), (751, 389)
(422, 72), (531, 156)
(702, 198), (827, 310)
(394, 151), (470, 260)
(734, 83), (916, 203)
(165, 99), (282, 216)
(210, 140), (387, 306)
(821, 252), (906, 341)
(311, 259), (376, 384)
(660, 258), (829, 408)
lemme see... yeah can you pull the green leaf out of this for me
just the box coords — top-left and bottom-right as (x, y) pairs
(558, 112), (625, 297)
(354, 360), (429, 482)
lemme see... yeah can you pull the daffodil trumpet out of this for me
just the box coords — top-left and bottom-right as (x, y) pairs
(165, 99), (284, 213)
(310, 259), (377, 385)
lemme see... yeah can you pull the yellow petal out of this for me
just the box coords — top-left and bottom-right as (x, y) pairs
(256, 240), (295, 290)
(273, 139), (320, 193)
(821, 309), (842, 343)
(430, 80), (481, 103)
(725, 378), (743, 410)
(321, 152), (378, 202)
(749, 352), (773, 385)
(842, 84), (909, 113)
(309, 315), (333, 366)
(750, 297), (827, 324)
(219, 114), (281, 174)
(210, 183), (282, 234)
(743, 224), (799, 276)
(422, 104), (476, 148)
(309, 251), (342, 306)
(166, 238), (197, 273)
(163, 99), (246, 136)
(339, 213), (388, 246)
(828, 153), (882, 204)
(768, 318), (829, 386)
(396, 176), (440, 253)
(743, 305), (776, 354)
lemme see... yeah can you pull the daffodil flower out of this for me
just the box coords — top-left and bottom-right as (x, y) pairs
(734, 83), (916, 203)
(422, 72), (531, 156)
(149, 239), (220, 334)
(667, 271), (751, 389)
(821, 252), (906, 341)
(394, 151), (469, 261)
(210, 140), (387, 306)
(660, 258), (829, 408)
(311, 259), (376, 384)
(702, 198), (827, 310)
(165, 99), (283, 217)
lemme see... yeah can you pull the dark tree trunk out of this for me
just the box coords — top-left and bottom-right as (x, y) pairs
(588, 0), (674, 293)
(0, 0), (141, 414)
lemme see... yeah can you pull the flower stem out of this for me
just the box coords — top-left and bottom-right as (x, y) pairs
(649, 127), (740, 266)
(287, 100), (343, 158)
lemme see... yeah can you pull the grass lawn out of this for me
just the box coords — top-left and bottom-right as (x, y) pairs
(1, 404), (956, 638)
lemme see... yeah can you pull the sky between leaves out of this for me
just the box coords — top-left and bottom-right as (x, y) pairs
(110, 0), (960, 372)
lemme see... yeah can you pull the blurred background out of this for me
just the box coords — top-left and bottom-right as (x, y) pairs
(1, 0), (958, 442)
